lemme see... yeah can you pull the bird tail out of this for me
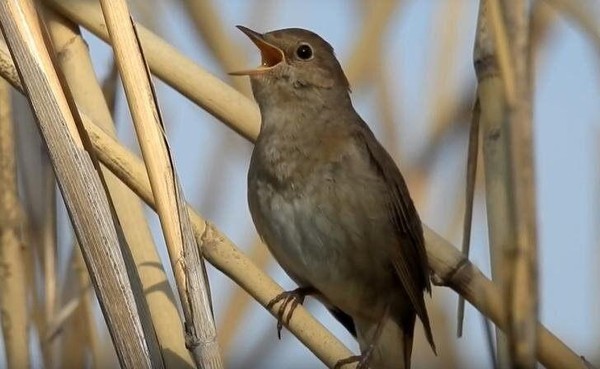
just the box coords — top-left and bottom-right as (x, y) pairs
(354, 312), (415, 369)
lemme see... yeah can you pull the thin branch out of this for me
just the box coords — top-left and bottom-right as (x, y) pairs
(456, 98), (481, 336)
(45, 280), (90, 342)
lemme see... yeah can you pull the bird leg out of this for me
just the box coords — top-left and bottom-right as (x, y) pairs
(266, 286), (317, 339)
(334, 305), (390, 369)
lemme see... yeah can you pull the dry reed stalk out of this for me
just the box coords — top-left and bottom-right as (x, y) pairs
(456, 99), (481, 336)
(58, 249), (94, 369)
(474, 1), (514, 366)
(472, 1), (556, 365)
(182, 0), (251, 96)
(0, 14), (589, 369)
(44, 0), (260, 141)
(10, 92), (55, 368)
(96, 0), (222, 366)
(530, 1), (557, 59)
(476, 0), (539, 367)
(544, 0), (600, 48)
(500, 2), (539, 367)
(72, 247), (102, 369)
(487, 0), (517, 104)
(21, 151), (57, 369)
(42, 8), (194, 367)
(0, 77), (30, 369)
(0, 1), (160, 367)
(39, 158), (57, 367)
(101, 61), (119, 116)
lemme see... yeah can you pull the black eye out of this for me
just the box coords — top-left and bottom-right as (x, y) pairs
(296, 44), (313, 60)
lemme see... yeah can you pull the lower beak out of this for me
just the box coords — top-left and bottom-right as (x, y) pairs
(229, 25), (285, 76)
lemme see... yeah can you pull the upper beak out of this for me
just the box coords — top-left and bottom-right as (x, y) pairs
(229, 25), (285, 76)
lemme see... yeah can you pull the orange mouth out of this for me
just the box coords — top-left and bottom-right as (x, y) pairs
(229, 25), (284, 76)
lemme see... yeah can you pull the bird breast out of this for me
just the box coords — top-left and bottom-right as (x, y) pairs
(248, 133), (396, 316)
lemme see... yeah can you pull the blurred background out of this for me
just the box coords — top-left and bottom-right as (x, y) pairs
(3, 0), (599, 368)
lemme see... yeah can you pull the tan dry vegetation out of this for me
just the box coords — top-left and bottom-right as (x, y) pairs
(0, 0), (598, 368)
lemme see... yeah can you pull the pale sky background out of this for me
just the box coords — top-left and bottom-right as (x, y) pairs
(6, 1), (597, 368)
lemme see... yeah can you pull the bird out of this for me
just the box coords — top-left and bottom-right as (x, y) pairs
(231, 26), (436, 369)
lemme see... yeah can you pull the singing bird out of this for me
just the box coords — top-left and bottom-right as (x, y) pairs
(232, 26), (436, 369)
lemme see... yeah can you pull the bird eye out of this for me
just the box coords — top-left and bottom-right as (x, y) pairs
(296, 43), (313, 60)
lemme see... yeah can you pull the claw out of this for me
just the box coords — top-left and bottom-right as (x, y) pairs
(334, 345), (374, 369)
(335, 305), (390, 369)
(266, 286), (316, 338)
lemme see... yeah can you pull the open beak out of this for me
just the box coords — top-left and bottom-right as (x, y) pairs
(229, 25), (285, 76)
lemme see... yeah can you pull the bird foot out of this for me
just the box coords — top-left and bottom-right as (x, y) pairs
(266, 286), (316, 339)
(333, 345), (374, 369)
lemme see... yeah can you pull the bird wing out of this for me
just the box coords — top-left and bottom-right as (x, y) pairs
(353, 122), (435, 351)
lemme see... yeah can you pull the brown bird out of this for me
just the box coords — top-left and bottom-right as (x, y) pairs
(232, 26), (436, 369)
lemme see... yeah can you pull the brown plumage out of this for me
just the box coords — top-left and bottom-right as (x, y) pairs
(233, 26), (435, 369)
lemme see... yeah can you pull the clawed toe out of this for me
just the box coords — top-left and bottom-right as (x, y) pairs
(334, 345), (374, 369)
(266, 286), (315, 339)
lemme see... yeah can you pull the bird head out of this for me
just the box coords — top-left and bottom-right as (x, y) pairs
(231, 26), (351, 109)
